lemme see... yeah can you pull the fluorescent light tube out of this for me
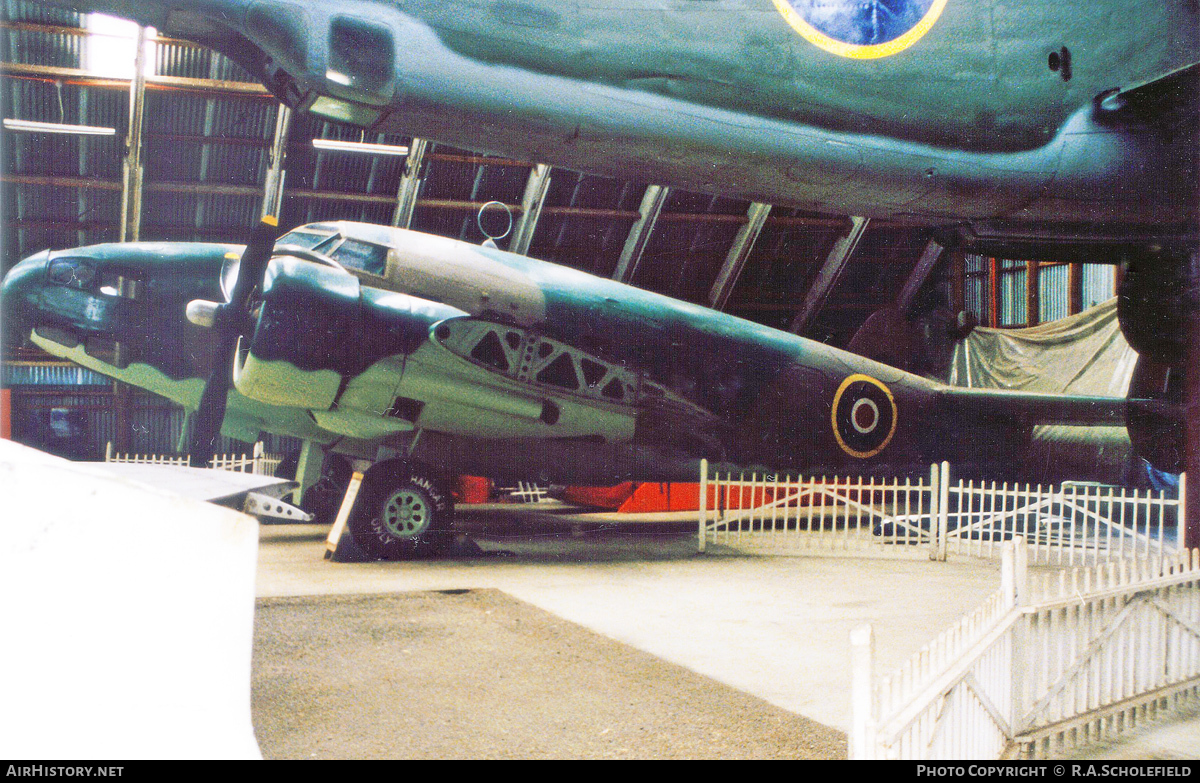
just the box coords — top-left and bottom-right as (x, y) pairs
(3, 119), (117, 136)
(312, 138), (409, 156)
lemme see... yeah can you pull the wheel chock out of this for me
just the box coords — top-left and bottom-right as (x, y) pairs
(324, 466), (366, 560)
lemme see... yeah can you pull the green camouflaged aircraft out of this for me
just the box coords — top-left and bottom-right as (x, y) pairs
(20, 0), (1199, 403)
(2, 219), (1170, 559)
(21, 1), (1198, 251)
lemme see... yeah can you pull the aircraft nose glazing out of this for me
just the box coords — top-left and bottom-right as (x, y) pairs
(1, 250), (50, 347)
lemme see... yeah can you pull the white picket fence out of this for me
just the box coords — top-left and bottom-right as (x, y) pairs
(851, 538), (1200, 759)
(105, 441), (282, 476)
(698, 460), (1185, 566)
(498, 481), (552, 503)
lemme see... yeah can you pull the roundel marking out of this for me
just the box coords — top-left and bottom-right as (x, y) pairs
(772, 0), (949, 59)
(831, 374), (898, 458)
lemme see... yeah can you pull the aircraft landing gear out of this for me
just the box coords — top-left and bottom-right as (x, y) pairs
(346, 459), (455, 560)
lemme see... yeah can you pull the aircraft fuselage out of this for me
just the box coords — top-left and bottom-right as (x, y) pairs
(24, 0), (1200, 243)
(3, 222), (1135, 485)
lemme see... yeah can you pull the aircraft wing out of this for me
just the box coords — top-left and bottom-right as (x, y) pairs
(1105, 62), (1199, 126)
(83, 462), (312, 522)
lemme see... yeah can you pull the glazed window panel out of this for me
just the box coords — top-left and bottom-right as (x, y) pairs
(330, 239), (388, 276)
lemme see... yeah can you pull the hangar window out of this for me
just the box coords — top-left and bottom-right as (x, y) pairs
(328, 239), (388, 276)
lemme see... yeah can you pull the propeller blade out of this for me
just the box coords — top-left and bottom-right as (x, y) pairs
(189, 330), (239, 467)
(188, 215), (280, 467)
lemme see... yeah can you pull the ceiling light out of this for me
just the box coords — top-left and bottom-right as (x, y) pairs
(4, 119), (117, 136)
(312, 138), (409, 156)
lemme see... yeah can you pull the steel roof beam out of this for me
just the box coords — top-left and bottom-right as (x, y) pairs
(509, 163), (552, 255)
(118, 25), (148, 243)
(788, 216), (870, 335)
(709, 201), (771, 311)
(262, 105), (292, 219)
(612, 184), (669, 283)
(389, 137), (428, 230)
(896, 237), (946, 315)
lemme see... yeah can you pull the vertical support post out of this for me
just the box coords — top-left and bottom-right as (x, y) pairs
(789, 216), (869, 334)
(1180, 472), (1188, 552)
(988, 258), (1001, 327)
(1002, 535), (1029, 607)
(261, 104), (291, 219)
(949, 250), (966, 316)
(509, 163), (552, 255)
(113, 380), (132, 454)
(1187, 267), (1200, 552)
(698, 458), (709, 553)
(708, 201), (771, 311)
(1067, 262), (1084, 316)
(391, 137), (429, 229)
(849, 624), (876, 760)
(1006, 535), (1029, 741)
(0, 387), (10, 441)
(928, 462), (940, 560)
(293, 439), (324, 504)
(612, 184), (669, 283)
(1026, 260), (1040, 326)
(936, 461), (950, 561)
(119, 25), (148, 243)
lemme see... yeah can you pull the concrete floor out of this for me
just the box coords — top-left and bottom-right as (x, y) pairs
(252, 506), (1200, 760)
(256, 509), (1006, 743)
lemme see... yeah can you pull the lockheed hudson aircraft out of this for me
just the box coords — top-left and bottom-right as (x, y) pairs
(2, 221), (1177, 558)
(19, 0), (1199, 429)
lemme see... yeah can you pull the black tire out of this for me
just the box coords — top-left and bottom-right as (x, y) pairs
(348, 459), (455, 560)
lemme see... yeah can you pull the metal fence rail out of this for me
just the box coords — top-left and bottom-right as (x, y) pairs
(852, 539), (1200, 760)
(699, 460), (1184, 566)
(697, 461), (938, 559)
(105, 441), (282, 476)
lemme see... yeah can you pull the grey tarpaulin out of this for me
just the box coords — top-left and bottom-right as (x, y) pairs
(949, 298), (1168, 487)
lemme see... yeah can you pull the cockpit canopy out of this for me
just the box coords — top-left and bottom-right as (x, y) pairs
(220, 222), (392, 299)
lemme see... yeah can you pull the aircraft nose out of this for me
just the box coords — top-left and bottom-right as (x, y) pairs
(1, 249), (50, 349)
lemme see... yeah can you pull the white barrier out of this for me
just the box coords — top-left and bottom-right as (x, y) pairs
(107, 440), (282, 476)
(0, 441), (261, 759)
(699, 460), (1184, 567)
(852, 538), (1200, 759)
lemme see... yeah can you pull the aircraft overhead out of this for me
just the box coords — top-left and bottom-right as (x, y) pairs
(17, 0), (1198, 253)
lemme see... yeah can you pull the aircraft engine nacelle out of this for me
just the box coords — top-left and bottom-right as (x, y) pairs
(1116, 247), (1200, 366)
(235, 1), (408, 128)
(232, 258), (462, 411)
(1126, 357), (1185, 476)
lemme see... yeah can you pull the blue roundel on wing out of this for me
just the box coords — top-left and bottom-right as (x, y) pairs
(785, 0), (936, 46)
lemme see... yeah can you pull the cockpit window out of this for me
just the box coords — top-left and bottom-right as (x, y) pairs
(276, 229), (337, 252)
(328, 239), (388, 276)
(47, 257), (97, 289)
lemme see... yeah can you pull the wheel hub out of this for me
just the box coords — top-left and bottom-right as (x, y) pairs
(381, 489), (431, 538)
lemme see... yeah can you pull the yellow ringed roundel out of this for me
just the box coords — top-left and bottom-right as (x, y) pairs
(772, 0), (949, 60)
(831, 374), (898, 459)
